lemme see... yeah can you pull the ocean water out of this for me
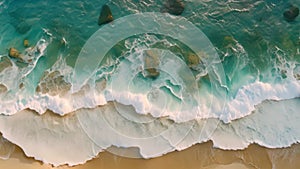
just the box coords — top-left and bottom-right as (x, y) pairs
(0, 0), (299, 166)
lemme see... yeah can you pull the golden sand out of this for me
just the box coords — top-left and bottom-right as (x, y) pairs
(1, 141), (299, 169)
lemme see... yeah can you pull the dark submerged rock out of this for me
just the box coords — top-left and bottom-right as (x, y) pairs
(145, 68), (160, 79)
(15, 21), (31, 34)
(144, 50), (160, 79)
(0, 84), (7, 94)
(19, 83), (24, 89)
(187, 54), (200, 67)
(283, 6), (299, 21)
(98, 5), (114, 26)
(163, 0), (185, 16)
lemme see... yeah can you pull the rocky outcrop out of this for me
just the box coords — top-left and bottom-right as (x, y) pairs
(8, 47), (24, 61)
(187, 53), (200, 67)
(8, 48), (20, 58)
(23, 39), (29, 47)
(98, 5), (114, 26)
(0, 84), (7, 94)
(144, 50), (160, 79)
(36, 71), (71, 96)
(283, 6), (299, 21)
(162, 0), (185, 16)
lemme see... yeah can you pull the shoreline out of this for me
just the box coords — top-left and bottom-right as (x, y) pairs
(1, 141), (299, 169)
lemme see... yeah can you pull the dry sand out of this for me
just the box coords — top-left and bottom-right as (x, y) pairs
(1, 141), (300, 169)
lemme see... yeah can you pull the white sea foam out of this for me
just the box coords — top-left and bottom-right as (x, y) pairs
(222, 79), (300, 122)
(0, 38), (299, 164)
(0, 36), (299, 124)
(0, 37), (298, 164)
(0, 110), (102, 166)
(211, 98), (300, 150)
(0, 98), (298, 166)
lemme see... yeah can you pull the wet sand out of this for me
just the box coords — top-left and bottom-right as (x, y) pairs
(1, 141), (300, 169)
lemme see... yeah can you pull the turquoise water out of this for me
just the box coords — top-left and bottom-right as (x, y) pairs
(0, 0), (299, 166)
(1, 0), (299, 93)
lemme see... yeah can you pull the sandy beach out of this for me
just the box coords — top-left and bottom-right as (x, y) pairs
(1, 141), (299, 169)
